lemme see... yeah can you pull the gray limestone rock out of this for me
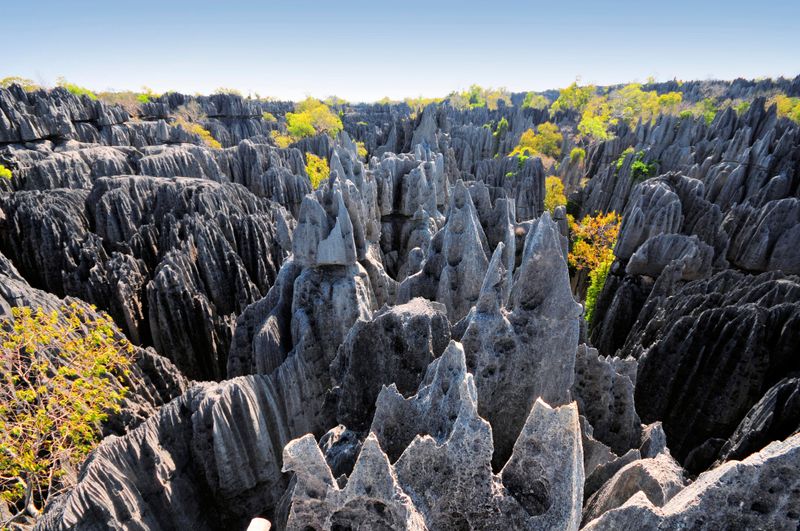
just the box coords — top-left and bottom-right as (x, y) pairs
(583, 434), (800, 530)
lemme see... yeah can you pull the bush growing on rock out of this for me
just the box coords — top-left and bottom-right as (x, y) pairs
(584, 255), (612, 325)
(0, 164), (11, 180)
(769, 93), (800, 123)
(570, 147), (586, 163)
(0, 305), (133, 520)
(0, 77), (39, 91)
(286, 97), (343, 139)
(172, 101), (222, 149)
(355, 141), (368, 159)
(305, 152), (329, 189)
(544, 176), (567, 213)
(261, 112), (277, 122)
(56, 77), (97, 100)
(522, 92), (549, 110)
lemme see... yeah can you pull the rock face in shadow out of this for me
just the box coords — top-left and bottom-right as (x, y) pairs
(0, 175), (291, 380)
(626, 270), (800, 472)
(330, 297), (451, 432)
(572, 344), (641, 456)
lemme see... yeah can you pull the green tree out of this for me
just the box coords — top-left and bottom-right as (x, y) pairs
(570, 147), (586, 164)
(0, 77), (39, 92)
(584, 256), (612, 325)
(522, 92), (549, 110)
(551, 82), (595, 114)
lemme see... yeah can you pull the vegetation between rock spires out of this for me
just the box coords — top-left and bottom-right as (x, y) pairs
(0, 77), (39, 92)
(522, 92), (549, 110)
(631, 152), (659, 181)
(0, 305), (133, 521)
(0, 164), (11, 180)
(261, 111), (277, 122)
(305, 152), (329, 189)
(569, 147), (586, 164)
(509, 122), (563, 160)
(568, 211), (620, 273)
(286, 97), (343, 139)
(56, 77), (97, 101)
(174, 118), (222, 149)
(576, 83), (684, 140)
(584, 256), (612, 325)
(355, 141), (368, 159)
(544, 176), (567, 213)
(769, 93), (800, 123)
(448, 85), (511, 110)
(171, 101), (222, 149)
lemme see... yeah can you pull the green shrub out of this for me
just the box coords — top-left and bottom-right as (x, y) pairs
(551, 82), (595, 113)
(734, 100), (751, 115)
(305, 152), (329, 189)
(0, 164), (11, 180)
(0, 77), (39, 91)
(569, 147), (586, 164)
(56, 77), (97, 100)
(522, 92), (549, 110)
(0, 304), (133, 518)
(679, 109), (694, 119)
(614, 147), (635, 172)
(262, 112), (277, 122)
(585, 256), (612, 325)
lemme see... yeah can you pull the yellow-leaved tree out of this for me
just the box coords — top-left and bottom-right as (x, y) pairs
(567, 212), (621, 324)
(0, 304), (133, 521)
(305, 153), (330, 190)
(544, 176), (566, 213)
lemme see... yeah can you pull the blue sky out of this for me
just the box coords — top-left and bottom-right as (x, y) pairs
(3, 0), (798, 101)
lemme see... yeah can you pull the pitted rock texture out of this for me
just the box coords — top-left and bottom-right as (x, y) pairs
(583, 434), (800, 530)
(284, 341), (584, 531)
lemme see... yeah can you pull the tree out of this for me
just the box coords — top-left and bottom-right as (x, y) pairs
(551, 82), (595, 114)
(305, 153), (329, 189)
(544, 176), (566, 213)
(0, 305), (133, 521)
(286, 98), (343, 139)
(569, 147), (586, 164)
(522, 92), (549, 110)
(568, 211), (620, 273)
(509, 122), (563, 159)
(0, 77), (39, 92)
